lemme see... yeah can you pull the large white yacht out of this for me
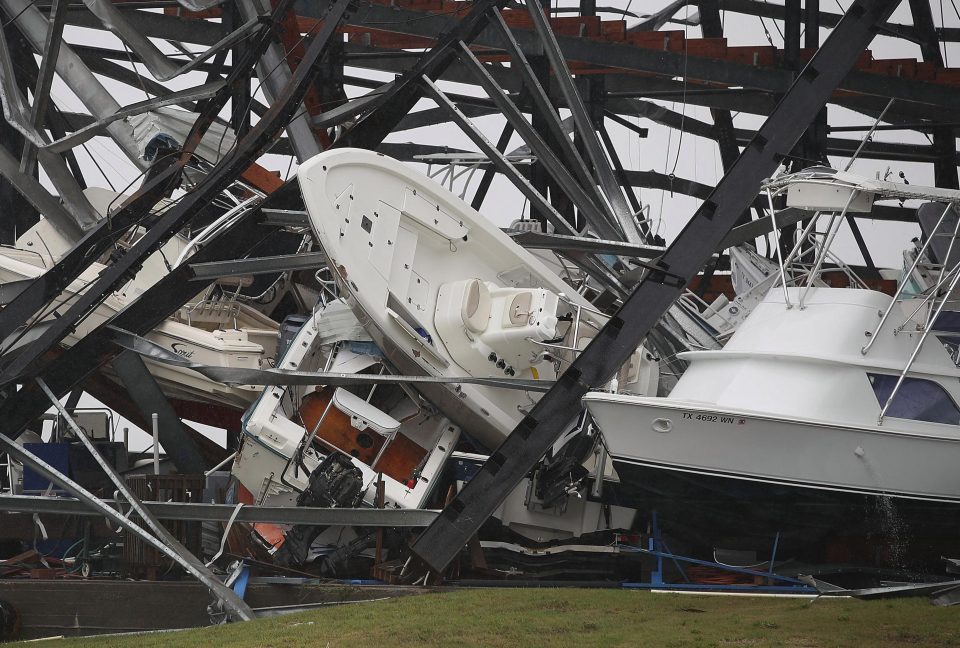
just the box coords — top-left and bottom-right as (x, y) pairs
(584, 168), (960, 568)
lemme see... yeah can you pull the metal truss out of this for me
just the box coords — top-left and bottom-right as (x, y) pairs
(0, 0), (947, 421)
(0, 0), (350, 387)
(0, 0), (955, 593)
(406, 0), (903, 579)
(0, 494), (439, 526)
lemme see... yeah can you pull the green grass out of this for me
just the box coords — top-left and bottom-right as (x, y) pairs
(34, 588), (960, 648)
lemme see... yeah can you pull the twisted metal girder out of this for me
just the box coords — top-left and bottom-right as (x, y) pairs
(407, 0), (904, 579)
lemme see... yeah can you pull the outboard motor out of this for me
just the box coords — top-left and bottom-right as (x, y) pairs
(274, 453), (363, 567)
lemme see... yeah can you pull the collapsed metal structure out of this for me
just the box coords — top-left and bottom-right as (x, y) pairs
(0, 0), (956, 604)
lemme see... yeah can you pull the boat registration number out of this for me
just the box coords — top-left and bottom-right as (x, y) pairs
(682, 412), (746, 425)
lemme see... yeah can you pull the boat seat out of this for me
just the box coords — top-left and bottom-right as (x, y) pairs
(331, 387), (400, 436)
(436, 278), (493, 336)
(435, 279), (560, 375)
(463, 278), (492, 333)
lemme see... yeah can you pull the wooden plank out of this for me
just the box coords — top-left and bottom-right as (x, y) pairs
(373, 433), (426, 483)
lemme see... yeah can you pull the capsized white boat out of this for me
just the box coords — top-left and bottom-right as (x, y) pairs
(0, 189), (279, 409)
(232, 298), (637, 545)
(298, 148), (658, 450)
(232, 298), (459, 511)
(584, 168), (960, 567)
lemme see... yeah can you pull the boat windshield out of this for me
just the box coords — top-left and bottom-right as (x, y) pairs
(868, 373), (960, 425)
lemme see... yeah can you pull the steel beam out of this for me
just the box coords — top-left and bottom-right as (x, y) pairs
(37, 378), (254, 621)
(238, 0), (322, 161)
(326, 1), (960, 112)
(395, 104), (497, 132)
(908, 0), (958, 189)
(109, 326), (551, 392)
(347, 42), (775, 116)
(19, 0), (65, 176)
(799, 0), (828, 169)
(630, 0), (699, 31)
(523, 0), (640, 243)
(188, 251), (327, 279)
(260, 208), (309, 227)
(487, 8), (613, 225)
(455, 42), (620, 241)
(597, 123), (650, 239)
(621, 169), (713, 200)
(471, 123), (513, 210)
(0, 278), (30, 306)
(605, 77), (765, 115)
(0, 144), (83, 240)
(65, 7), (226, 46)
(715, 0), (960, 42)
(73, 43), (229, 77)
(2, 0), (145, 167)
(341, 38), (944, 152)
(76, 48), (267, 119)
(0, 137), (188, 349)
(0, 26), (38, 244)
(406, 0), (902, 579)
(336, 0), (505, 149)
(80, 0), (258, 82)
(421, 77), (576, 238)
(379, 142), (475, 161)
(507, 230), (664, 259)
(717, 203), (916, 250)
(44, 81), (226, 154)
(310, 86), (390, 133)
(698, 0), (743, 173)
(0, 26), (100, 232)
(603, 111), (649, 139)
(0, 426), (254, 620)
(0, 204), (273, 440)
(78, 53), (199, 111)
(0, 0), (344, 381)
(226, 7), (251, 138)
(693, 0), (752, 292)
(110, 352), (209, 474)
(0, 495), (439, 526)
(0, 0), (352, 428)
(806, 0), (821, 47)
(612, 95), (951, 161)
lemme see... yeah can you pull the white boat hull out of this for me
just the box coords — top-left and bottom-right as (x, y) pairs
(584, 394), (960, 502)
(299, 148), (627, 449)
(0, 223), (276, 410)
(583, 393), (960, 568)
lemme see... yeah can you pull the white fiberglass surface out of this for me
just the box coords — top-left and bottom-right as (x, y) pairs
(298, 149), (608, 445)
(583, 392), (960, 500)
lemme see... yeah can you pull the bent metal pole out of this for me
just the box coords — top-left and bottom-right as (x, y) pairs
(26, 378), (255, 622)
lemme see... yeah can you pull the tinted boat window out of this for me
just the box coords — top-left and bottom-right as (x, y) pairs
(934, 311), (960, 333)
(869, 373), (960, 425)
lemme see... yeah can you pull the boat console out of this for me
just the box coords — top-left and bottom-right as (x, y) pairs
(434, 278), (559, 377)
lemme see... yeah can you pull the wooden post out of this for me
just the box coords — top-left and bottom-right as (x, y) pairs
(374, 473), (385, 566)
